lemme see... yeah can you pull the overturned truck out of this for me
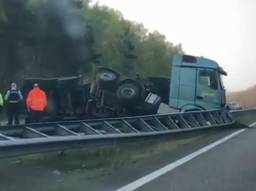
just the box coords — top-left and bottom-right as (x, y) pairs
(22, 54), (228, 121)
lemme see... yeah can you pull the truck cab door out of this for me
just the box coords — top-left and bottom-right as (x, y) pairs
(196, 69), (222, 109)
(169, 66), (197, 110)
(177, 67), (197, 109)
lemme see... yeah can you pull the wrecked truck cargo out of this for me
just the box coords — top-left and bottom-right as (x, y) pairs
(87, 67), (162, 118)
(23, 76), (90, 121)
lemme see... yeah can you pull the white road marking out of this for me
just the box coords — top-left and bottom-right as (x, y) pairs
(116, 123), (255, 191)
(249, 121), (256, 127)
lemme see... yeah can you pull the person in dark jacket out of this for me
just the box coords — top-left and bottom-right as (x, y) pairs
(0, 92), (3, 125)
(5, 82), (23, 125)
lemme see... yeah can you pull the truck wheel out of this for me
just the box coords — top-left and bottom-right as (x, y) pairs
(96, 68), (119, 90)
(117, 83), (140, 105)
(98, 71), (116, 82)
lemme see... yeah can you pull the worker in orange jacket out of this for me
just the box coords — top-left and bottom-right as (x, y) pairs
(26, 83), (47, 123)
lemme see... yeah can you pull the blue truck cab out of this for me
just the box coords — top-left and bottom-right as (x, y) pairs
(169, 54), (227, 111)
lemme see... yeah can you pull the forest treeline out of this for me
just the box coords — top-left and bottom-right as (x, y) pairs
(0, 0), (183, 88)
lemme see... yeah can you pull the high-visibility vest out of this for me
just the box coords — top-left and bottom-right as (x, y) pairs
(26, 87), (47, 111)
(0, 92), (3, 107)
(6, 89), (23, 103)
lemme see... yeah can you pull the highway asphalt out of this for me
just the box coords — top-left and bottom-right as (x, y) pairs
(0, 123), (254, 191)
(119, 125), (256, 191)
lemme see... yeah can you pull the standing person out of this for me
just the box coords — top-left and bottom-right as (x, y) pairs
(5, 83), (23, 125)
(0, 91), (3, 125)
(0, 92), (4, 125)
(26, 83), (47, 123)
(0, 92), (3, 108)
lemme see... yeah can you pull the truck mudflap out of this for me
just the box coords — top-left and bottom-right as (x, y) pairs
(0, 109), (234, 158)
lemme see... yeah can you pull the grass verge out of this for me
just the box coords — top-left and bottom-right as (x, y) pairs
(233, 109), (256, 125)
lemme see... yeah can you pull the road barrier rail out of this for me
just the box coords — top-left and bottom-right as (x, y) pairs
(0, 109), (234, 158)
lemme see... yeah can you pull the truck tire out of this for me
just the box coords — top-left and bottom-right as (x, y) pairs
(117, 83), (140, 106)
(98, 71), (117, 82)
(96, 68), (119, 90)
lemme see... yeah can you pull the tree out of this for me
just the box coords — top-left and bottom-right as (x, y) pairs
(0, 0), (183, 89)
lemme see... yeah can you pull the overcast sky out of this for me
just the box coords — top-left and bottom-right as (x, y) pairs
(93, 0), (256, 92)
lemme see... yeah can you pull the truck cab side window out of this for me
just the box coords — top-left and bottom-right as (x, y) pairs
(199, 70), (218, 90)
(219, 75), (225, 90)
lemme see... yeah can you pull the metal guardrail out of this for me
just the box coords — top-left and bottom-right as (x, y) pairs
(0, 110), (234, 158)
(230, 108), (256, 118)
(230, 108), (256, 113)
